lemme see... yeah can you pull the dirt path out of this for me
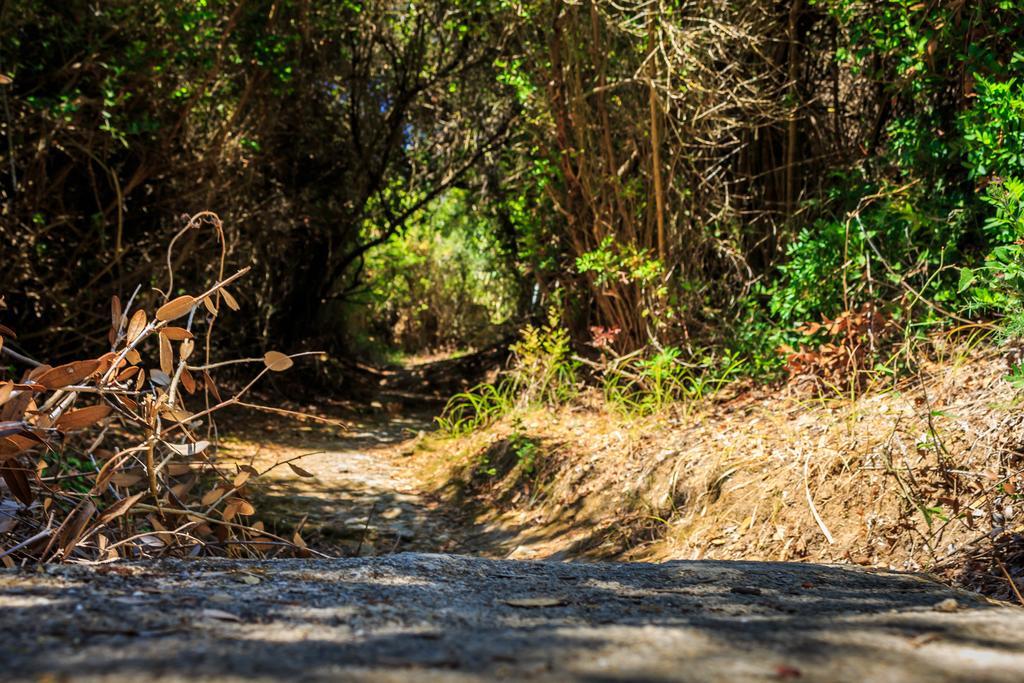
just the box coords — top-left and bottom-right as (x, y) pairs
(4, 554), (1024, 682)
(220, 407), (465, 557)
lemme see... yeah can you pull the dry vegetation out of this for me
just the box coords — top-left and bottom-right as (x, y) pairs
(0, 214), (330, 565)
(414, 338), (1024, 603)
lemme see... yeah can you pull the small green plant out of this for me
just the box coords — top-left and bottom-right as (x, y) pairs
(602, 346), (745, 416)
(506, 309), (579, 406)
(436, 310), (579, 435)
(435, 381), (518, 436)
(508, 420), (540, 475)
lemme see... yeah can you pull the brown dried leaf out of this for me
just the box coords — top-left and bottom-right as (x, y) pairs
(98, 492), (145, 525)
(111, 295), (122, 331)
(156, 295), (196, 322)
(180, 338), (195, 361)
(59, 500), (97, 558)
(25, 364), (51, 382)
(125, 348), (142, 365)
(220, 288), (240, 311)
(166, 463), (192, 476)
(237, 500), (255, 516)
(222, 499), (241, 522)
(0, 391), (32, 422)
(110, 472), (144, 487)
(55, 404), (113, 432)
(116, 365), (141, 382)
(1, 464), (33, 505)
(159, 333), (173, 376)
(37, 360), (101, 389)
(233, 470), (251, 488)
(201, 487), (224, 507)
(202, 296), (217, 315)
(263, 351), (293, 372)
(126, 309), (147, 343)
(93, 456), (122, 492)
(203, 371), (222, 402)
(170, 477), (196, 499)
(160, 326), (193, 341)
(0, 382), (12, 406)
(181, 368), (196, 394)
(502, 597), (567, 608)
(287, 462), (315, 478)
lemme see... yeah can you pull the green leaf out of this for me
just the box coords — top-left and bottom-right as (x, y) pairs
(957, 267), (976, 293)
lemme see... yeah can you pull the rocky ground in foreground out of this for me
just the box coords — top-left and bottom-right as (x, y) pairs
(3, 553), (1024, 682)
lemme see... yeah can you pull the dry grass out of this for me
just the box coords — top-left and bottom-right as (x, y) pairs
(414, 342), (1024, 601)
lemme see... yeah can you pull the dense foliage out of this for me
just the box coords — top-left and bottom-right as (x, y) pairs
(3, 0), (1024, 382)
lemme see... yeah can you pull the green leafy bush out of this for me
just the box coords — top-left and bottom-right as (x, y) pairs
(961, 177), (1024, 338)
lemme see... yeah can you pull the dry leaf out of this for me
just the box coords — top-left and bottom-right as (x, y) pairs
(222, 499), (241, 522)
(202, 296), (217, 315)
(502, 597), (567, 608)
(59, 500), (97, 557)
(109, 472), (144, 487)
(0, 464), (32, 505)
(201, 487), (224, 506)
(160, 326), (193, 341)
(111, 295), (122, 330)
(263, 351), (293, 372)
(181, 368), (196, 394)
(220, 288), (240, 311)
(218, 286), (237, 311)
(233, 470), (251, 488)
(170, 477), (197, 499)
(55, 404), (113, 431)
(156, 295), (196, 322)
(0, 382), (12, 406)
(126, 309), (147, 342)
(237, 500), (255, 516)
(37, 360), (101, 389)
(159, 333), (173, 376)
(25, 364), (51, 382)
(180, 338), (195, 361)
(288, 462), (315, 478)
(125, 348), (142, 365)
(116, 365), (141, 382)
(93, 454), (129, 491)
(166, 463), (192, 477)
(203, 370), (222, 401)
